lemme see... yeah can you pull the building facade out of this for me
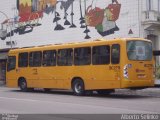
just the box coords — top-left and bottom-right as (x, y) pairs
(0, 0), (160, 82)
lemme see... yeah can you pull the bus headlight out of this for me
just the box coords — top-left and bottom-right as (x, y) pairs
(123, 64), (129, 79)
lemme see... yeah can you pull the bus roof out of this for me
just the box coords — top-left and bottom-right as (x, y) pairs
(8, 38), (151, 54)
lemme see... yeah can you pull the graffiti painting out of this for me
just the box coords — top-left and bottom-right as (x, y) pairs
(0, 0), (121, 41)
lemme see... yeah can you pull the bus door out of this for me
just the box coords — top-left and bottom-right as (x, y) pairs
(28, 51), (42, 87)
(40, 50), (57, 88)
(126, 41), (153, 82)
(56, 48), (73, 88)
(30, 67), (39, 86)
(6, 55), (18, 87)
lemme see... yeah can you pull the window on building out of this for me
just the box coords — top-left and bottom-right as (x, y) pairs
(74, 47), (91, 65)
(18, 52), (28, 67)
(92, 45), (110, 65)
(57, 49), (73, 66)
(158, 0), (160, 11)
(7, 56), (16, 71)
(43, 50), (56, 66)
(111, 44), (120, 64)
(29, 51), (42, 67)
(146, 0), (152, 11)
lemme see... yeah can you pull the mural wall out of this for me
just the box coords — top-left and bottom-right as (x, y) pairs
(0, 0), (140, 48)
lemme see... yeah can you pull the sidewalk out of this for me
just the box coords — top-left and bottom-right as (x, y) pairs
(155, 79), (160, 87)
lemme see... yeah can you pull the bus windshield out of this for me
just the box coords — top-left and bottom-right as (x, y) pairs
(127, 40), (152, 61)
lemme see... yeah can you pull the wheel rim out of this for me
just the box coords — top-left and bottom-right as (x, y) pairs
(75, 83), (83, 93)
(20, 81), (26, 89)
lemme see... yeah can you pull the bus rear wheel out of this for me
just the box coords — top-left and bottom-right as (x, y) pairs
(19, 79), (28, 92)
(72, 79), (85, 96)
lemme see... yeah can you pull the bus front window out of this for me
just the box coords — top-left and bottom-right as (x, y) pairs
(127, 41), (152, 61)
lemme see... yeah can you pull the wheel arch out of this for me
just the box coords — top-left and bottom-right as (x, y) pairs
(71, 77), (84, 89)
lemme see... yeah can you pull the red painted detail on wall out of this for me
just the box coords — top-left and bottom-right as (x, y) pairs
(19, 11), (43, 23)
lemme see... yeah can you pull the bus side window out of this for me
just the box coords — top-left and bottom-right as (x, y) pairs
(7, 56), (16, 71)
(74, 47), (91, 65)
(29, 51), (42, 67)
(57, 49), (73, 66)
(43, 50), (56, 66)
(92, 45), (110, 65)
(111, 44), (120, 64)
(18, 52), (28, 67)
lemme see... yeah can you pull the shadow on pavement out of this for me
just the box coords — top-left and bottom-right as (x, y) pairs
(7, 88), (155, 99)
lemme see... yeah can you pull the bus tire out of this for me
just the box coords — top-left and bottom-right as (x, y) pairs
(72, 79), (85, 96)
(19, 78), (28, 92)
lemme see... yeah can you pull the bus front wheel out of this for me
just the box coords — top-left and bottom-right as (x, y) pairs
(72, 79), (85, 96)
(19, 79), (28, 92)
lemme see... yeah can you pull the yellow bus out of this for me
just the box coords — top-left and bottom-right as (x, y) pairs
(6, 38), (155, 95)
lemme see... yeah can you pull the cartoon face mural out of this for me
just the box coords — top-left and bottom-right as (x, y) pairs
(0, 0), (121, 41)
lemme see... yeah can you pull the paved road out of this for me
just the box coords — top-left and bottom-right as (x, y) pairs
(0, 87), (160, 115)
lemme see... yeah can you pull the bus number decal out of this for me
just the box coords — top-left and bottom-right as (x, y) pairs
(109, 66), (120, 71)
